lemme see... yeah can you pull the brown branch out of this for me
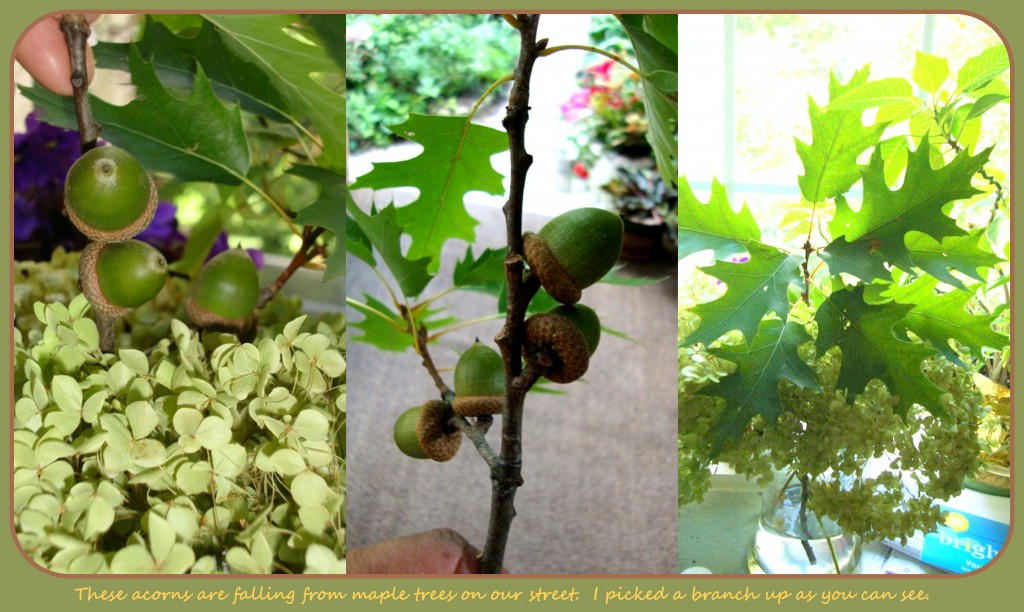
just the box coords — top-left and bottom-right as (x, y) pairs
(61, 14), (115, 350)
(411, 318), (456, 403)
(801, 239), (813, 304)
(256, 226), (325, 309)
(480, 13), (543, 575)
(451, 415), (498, 469)
(60, 15), (100, 150)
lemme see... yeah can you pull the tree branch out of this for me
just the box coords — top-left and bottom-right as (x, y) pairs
(256, 226), (325, 309)
(481, 13), (543, 575)
(451, 415), (498, 469)
(61, 14), (115, 351)
(60, 14), (100, 150)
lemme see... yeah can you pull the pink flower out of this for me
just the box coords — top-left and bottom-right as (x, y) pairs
(573, 162), (589, 179)
(560, 90), (593, 123)
(585, 60), (616, 82)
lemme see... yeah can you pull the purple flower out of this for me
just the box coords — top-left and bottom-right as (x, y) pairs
(135, 202), (187, 259)
(14, 112), (86, 257)
(14, 113), (80, 194)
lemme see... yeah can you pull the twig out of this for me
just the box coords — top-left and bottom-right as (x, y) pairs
(256, 226), (325, 308)
(480, 13), (543, 575)
(61, 14), (115, 351)
(801, 240), (814, 304)
(60, 15), (100, 150)
(452, 415), (498, 469)
(405, 309), (455, 403)
(538, 44), (643, 80)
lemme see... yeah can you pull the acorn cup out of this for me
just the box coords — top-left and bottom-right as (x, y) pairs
(79, 240), (169, 317)
(522, 207), (624, 304)
(522, 304), (602, 384)
(453, 341), (505, 417)
(394, 400), (462, 462)
(185, 249), (260, 335)
(64, 145), (157, 242)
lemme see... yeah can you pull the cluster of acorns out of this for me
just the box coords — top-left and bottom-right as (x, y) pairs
(65, 145), (259, 333)
(394, 207), (624, 461)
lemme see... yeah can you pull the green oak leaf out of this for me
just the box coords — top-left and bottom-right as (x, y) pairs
(824, 77), (916, 112)
(825, 139), (991, 276)
(688, 242), (803, 346)
(913, 51), (949, 94)
(957, 44), (1009, 95)
(350, 114), (509, 271)
(900, 285), (1007, 365)
(22, 46), (249, 185)
(619, 14), (678, 185)
(288, 165), (346, 281)
(905, 229), (1001, 290)
(346, 200), (432, 298)
(814, 285), (944, 418)
(94, 17), (290, 122)
(702, 319), (819, 448)
(203, 14), (346, 170)
(348, 294), (457, 352)
(678, 177), (761, 260)
(796, 67), (886, 203)
(452, 246), (506, 293)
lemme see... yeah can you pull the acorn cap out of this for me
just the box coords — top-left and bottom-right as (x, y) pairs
(453, 341), (505, 417)
(522, 312), (591, 384)
(546, 304), (601, 355)
(417, 400), (462, 462)
(80, 240), (168, 317)
(523, 208), (623, 304)
(64, 145), (157, 242)
(186, 249), (260, 333)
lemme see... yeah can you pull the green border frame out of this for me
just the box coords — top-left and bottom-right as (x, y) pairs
(3, 2), (1020, 610)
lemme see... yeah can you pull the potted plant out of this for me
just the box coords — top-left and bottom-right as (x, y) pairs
(679, 44), (1009, 573)
(600, 164), (677, 261)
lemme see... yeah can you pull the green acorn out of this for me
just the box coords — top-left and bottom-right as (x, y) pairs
(64, 145), (157, 242)
(547, 304), (601, 355)
(393, 401), (462, 462)
(185, 249), (260, 334)
(79, 240), (169, 318)
(453, 341), (505, 417)
(522, 304), (602, 384)
(522, 207), (623, 304)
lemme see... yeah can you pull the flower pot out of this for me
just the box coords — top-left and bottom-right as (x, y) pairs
(964, 462), (1010, 497)
(747, 472), (862, 574)
(620, 216), (673, 262)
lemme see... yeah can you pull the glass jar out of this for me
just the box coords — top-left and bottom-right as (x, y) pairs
(747, 471), (862, 574)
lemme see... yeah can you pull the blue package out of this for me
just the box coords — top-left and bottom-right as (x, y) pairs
(917, 505), (1008, 573)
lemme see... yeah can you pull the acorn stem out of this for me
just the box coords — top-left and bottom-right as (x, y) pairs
(60, 14), (100, 151)
(256, 225), (325, 309)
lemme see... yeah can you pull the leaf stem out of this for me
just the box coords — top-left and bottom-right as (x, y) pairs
(427, 314), (505, 341)
(345, 297), (401, 328)
(538, 44), (643, 80)
(468, 73), (515, 124)
(501, 14), (523, 31)
(239, 176), (302, 237)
